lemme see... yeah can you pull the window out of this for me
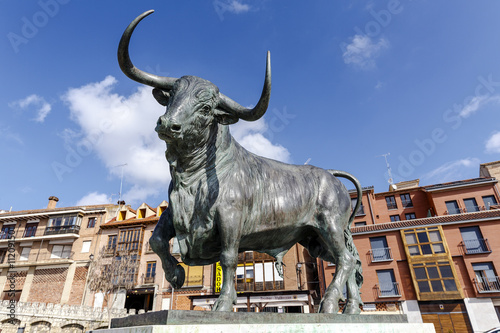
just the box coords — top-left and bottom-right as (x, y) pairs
(460, 226), (490, 254)
(146, 262), (156, 278)
(179, 263), (204, 287)
(351, 198), (365, 216)
(234, 251), (284, 292)
(87, 217), (96, 228)
(473, 262), (499, 292)
(370, 236), (392, 262)
(445, 200), (460, 214)
(1, 225), (15, 239)
(385, 196), (397, 210)
(117, 228), (142, 252)
(405, 213), (416, 220)
(23, 223), (38, 237)
(145, 261), (156, 284)
(118, 211), (126, 221)
(81, 241), (91, 253)
(46, 215), (82, 234)
(483, 195), (498, 209)
(158, 205), (166, 216)
(138, 208), (147, 219)
(390, 215), (400, 222)
(354, 221), (366, 227)
(20, 247), (31, 261)
(0, 249), (6, 263)
(376, 270), (400, 297)
(51, 245), (72, 259)
(107, 235), (117, 250)
(404, 227), (445, 256)
(413, 261), (458, 293)
(400, 193), (413, 208)
(463, 198), (479, 212)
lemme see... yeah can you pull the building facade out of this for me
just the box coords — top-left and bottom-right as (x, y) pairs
(321, 160), (500, 332)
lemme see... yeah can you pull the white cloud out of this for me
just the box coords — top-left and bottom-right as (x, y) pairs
(230, 118), (291, 163)
(422, 158), (480, 183)
(9, 94), (52, 122)
(76, 192), (111, 206)
(485, 132), (500, 154)
(62, 76), (169, 206)
(227, 1), (250, 13)
(342, 34), (389, 69)
(62, 76), (291, 206)
(459, 95), (500, 118)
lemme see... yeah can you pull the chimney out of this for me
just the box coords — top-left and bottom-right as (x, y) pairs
(47, 196), (59, 209)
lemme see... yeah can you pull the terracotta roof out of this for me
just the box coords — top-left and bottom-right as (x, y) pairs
(352, 209), (500, 234)
(101, 215), (159, 229)
(0, 204), (112, 219)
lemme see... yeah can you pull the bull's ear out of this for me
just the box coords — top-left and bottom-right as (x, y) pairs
(214, 107), (239, 125)
(153, 88), (171, 106)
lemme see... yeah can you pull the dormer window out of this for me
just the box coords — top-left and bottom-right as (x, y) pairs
(118, 210), (127, 221)
(138, 208), (146, 219)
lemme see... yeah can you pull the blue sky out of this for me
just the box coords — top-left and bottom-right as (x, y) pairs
(1, 1), (500, 211)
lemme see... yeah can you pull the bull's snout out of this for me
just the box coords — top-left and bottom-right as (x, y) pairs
(156, 116), (182, 141)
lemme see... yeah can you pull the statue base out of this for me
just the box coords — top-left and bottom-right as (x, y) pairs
(90, 310), (435, 333)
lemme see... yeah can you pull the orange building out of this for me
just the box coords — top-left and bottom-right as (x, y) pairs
(321, 160), (500, 333)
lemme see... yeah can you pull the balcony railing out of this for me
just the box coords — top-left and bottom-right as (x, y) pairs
(142, 274), (155, 284)
(16, 251), (74, 263)
(474, 276), (500, 293)
(386, 203), (397, 210)
(401, 200), (413, 208)
(369, 248), (393, 262)
(460, 239), (491, 254)
(376, 282), (401, 298)
(44, 225), (80, 235)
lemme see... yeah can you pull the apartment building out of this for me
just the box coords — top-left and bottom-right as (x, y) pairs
(321, 160), (500, 333)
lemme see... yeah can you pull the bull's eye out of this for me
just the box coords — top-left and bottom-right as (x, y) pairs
(200, 105), (211, 115)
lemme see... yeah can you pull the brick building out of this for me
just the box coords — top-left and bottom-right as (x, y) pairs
(321, 160), (500, 332)
(0, 197), (125, 332)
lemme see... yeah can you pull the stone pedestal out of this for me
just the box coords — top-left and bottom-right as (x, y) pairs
(86, 310), (436, 333)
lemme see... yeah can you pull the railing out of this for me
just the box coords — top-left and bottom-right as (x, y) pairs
(376, 282), (401, 298)
(474, 276), (500, 293)
(142, 274), (155, 284)
(460, 239), (491, 254)
(44, 225), (80, 235)
(16, 251), (75, 262)
(369, 248), (393, 262)
(386, 202), (397, 210)
(446, 207), (464, 215)
(103, 246), (116, 256)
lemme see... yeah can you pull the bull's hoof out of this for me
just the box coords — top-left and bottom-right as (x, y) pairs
(343, 300), (361, 315)
(167, 265), (185, 289)
(212, 296), (235, 312)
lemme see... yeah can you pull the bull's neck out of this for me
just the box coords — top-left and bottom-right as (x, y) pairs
(166, 124), (234, 187)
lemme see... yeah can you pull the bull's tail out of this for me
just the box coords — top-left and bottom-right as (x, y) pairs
(327, 170), (363, 290)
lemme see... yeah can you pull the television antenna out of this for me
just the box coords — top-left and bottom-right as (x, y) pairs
(113, 163), (128, 203)
(377, 153), (394, 185)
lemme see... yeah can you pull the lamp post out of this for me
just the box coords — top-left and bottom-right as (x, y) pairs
(81, 253), (95, 306)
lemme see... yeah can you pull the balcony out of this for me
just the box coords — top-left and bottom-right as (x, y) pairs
(369, 248), (393, 262)
(474, 276), (500, 293)
(142, 274), (155, 284)
(386, 203), (397, 210)
(376, 282), (401, 298)
(44, 225), (80, 235)
(401, 200), (413, 208)
(460, 239), (491, 254)
(10, 251), (75, 264)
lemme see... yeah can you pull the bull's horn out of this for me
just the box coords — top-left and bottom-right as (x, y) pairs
(218, 51), (271, 121)
(118, 10), (177, 89)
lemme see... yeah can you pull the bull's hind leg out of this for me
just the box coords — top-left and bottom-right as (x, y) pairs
(150, 209), (185, 289)
(344, 272), (362, 314)
(316, 214), (356, 314)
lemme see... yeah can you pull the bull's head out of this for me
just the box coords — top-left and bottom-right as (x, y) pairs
(118, 10), (271, 145)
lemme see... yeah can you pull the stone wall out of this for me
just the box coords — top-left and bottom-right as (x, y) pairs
(0, 301), (129, 333)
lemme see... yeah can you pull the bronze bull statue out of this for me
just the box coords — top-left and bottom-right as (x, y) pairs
(118, 10), (363, 314)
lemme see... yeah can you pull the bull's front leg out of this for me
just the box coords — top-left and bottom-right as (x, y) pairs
(213, 208), (241, 312)
(150, 208), (185, 289)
